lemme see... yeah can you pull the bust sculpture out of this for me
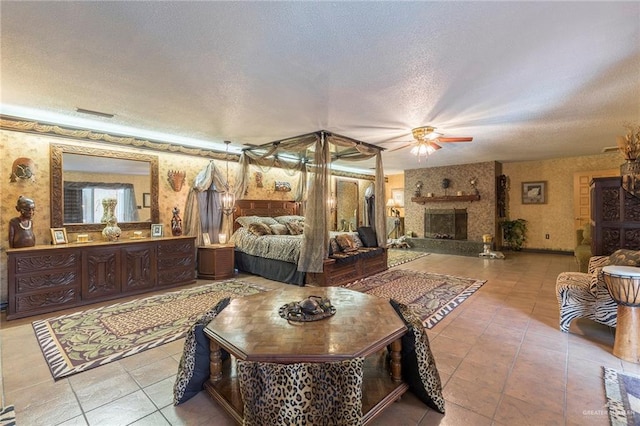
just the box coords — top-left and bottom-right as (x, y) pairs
(9, 195), (36, 248)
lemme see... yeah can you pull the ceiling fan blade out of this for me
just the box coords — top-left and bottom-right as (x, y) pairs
(430, 142), (442, 151)
(437, 137), (473, 143)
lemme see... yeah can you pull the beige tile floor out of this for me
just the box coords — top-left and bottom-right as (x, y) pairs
(2, 251), (639, 425)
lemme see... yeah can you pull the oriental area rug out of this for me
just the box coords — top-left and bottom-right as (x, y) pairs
(387, 249), (429, 268)
(604, 367), (640, 426)
(344, 269), (486, 329)
(33, 280), (269, 380)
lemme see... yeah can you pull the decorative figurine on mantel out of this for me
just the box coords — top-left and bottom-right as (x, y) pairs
(442, 178), (451, 196)
(9, 195), (36, 248)
(171, 206), (183, 236)
(469, 177), (479, 195)
(414, 181), (423, 197)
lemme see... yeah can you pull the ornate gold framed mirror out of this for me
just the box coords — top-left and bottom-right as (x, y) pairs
(50, 144), (159, 232)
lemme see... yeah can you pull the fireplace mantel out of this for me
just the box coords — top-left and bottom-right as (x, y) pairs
(411, 195), (480, 204)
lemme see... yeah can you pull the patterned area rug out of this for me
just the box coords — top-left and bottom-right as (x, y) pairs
(604, 367), (640, 426)
(344, 269), (486, 328)
(33, 279), (268, 380)
(387, 249), (429, 268)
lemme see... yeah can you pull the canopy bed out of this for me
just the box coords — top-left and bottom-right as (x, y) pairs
(229, 199), (388, 286)
(188, 130), (387, 286)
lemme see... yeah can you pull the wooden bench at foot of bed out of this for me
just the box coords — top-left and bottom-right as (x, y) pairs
(306, 248), (388, 287)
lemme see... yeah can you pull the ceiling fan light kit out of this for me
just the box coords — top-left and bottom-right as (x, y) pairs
(410, 140), (440, 159)
(406, 126), (473, 161)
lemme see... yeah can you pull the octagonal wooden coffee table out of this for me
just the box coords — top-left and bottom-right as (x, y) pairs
(203, 286), (409, 424)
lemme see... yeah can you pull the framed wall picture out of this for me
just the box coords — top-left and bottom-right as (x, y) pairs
(391, 188), (404, 207)
(151, 223), (164, 238)
(143, 193), (151, 208)
(50, 227), (68, 245)
(522, 181), (547, 204)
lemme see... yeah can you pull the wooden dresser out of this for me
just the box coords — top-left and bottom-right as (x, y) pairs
(6, 236), (196, 320)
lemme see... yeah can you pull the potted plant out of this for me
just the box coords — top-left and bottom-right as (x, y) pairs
(501, 218), (527, 251)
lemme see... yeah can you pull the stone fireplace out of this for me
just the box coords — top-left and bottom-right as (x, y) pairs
(424, 209), (468, 240)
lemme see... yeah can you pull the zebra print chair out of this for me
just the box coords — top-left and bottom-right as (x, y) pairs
(556, 255), (617, 332)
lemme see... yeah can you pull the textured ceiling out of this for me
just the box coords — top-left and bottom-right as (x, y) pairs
(1, 2), (639, 174)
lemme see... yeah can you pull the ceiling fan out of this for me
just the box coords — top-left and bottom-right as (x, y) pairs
(386, 126), (473, 160)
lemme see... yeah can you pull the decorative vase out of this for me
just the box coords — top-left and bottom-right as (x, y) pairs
(101, 198), (121, 241)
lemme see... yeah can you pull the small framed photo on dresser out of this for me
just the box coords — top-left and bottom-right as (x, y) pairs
(151, 224), (164, 238)
(50, 227), (68, 245)
(202, 233), (211, 245)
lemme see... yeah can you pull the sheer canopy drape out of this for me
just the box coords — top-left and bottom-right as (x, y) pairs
(240, 130), (386, 273)
(184, 161), (232, 246)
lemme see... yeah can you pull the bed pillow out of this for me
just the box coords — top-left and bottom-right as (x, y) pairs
(248, 222), (273, 236)
(236, 216), (262, 228)
(352, 233), (364, 248)
(275, 215), (305, 225)
(357, 226), (378, 247)
(269, 224), (289, 235)
(286, 220), (304, 235)
(258, 217), (279, 226)
(335, 234), (357, 252)
(329, 238), (341, 255)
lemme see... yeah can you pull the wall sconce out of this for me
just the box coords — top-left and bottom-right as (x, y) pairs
(167, 170), (186, 192)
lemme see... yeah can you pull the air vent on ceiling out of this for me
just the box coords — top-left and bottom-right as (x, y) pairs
(75, 108), (114, 118)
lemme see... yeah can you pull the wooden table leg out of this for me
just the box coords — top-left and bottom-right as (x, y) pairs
(613, 305), (640, 363)
(209, 340), (223, 382)
(389, 338), (402, 382)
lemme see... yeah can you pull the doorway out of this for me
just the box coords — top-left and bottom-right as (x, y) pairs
(573, 169), (618, 231)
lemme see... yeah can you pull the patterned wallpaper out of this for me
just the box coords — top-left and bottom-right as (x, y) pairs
(0, 126), (626, 305)
(0, 128), (373, 304)
(502, 153), (621, 251)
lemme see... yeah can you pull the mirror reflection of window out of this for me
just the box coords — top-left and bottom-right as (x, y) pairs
(64, 183), (139, 223)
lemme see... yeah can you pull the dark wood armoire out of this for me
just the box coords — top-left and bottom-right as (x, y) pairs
(590, 176), (640, 256)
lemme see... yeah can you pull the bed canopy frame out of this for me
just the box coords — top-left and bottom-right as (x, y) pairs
(236, 130), (387, 274)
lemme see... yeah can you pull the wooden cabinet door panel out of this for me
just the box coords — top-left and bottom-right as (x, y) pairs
(122, 244), (156, 292)
(83, 248), (121, 299)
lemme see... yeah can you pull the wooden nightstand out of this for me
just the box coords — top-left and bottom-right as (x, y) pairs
(197, 244), (235, 280)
